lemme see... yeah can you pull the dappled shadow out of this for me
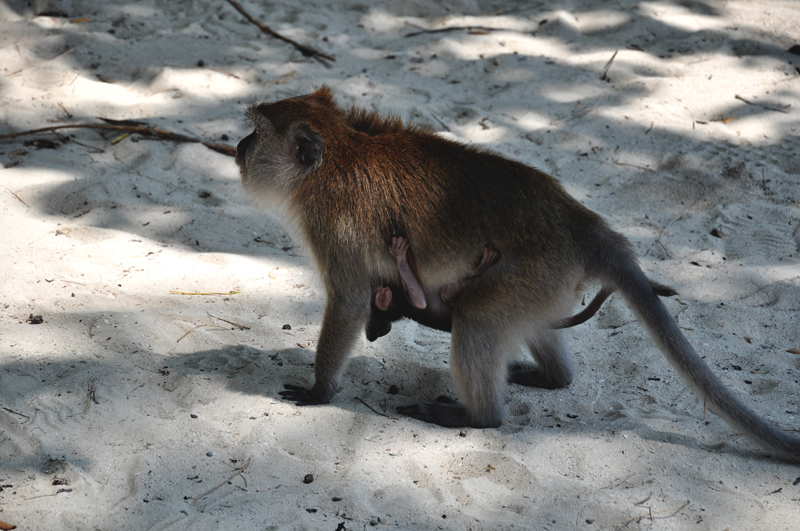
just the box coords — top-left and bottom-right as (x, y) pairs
(2, 2), (800, 526)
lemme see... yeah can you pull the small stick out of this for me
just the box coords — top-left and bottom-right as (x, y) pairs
(734, 94), (789, 114)
(600, 50), (618, 80)
(600, 500), (690, 529)
(84, 380), (98, 413)
(170, 290), (241, 296)
(223, 0), (334, 62)
(656, 216), (681, 259)
(132, 364), (161, 374)
(4, 187), (28, 207)
(601, 473), (635, 490)
(52, 130), (104, 153)
(0, 122), (236, 156)
(356, 397), (398, 420)
(57, 102), (73, 119)
(611, 160), (655, 172)
(208, 314), (250, 330)
(429, 113), (451, 132)
(1, 406), (31, 422)
(190, 458), (251, 503)
(176, 324), (226, 343)
(22, 489), (73, 502)
(405, 25), (501, 37)
(5, 48), (74, 77)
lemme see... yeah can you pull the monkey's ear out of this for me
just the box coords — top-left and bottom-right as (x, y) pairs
(290, 124), (323, 168)
(252, 112), (272, 137)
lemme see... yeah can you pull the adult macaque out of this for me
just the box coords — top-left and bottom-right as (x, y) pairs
(235, 87), (800, 462)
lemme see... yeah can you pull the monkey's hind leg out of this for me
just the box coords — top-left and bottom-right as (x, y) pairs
(507, 329), (574, 389)
(397, 318), (508, 428)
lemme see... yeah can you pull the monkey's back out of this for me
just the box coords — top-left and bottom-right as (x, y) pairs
(296, 118), (605, 287)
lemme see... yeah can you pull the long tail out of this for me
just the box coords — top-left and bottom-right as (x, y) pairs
(611, 261), (800, 463)
(555, 280), (676, 329)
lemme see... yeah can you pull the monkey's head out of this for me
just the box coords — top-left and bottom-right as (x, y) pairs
(236, 87), (344, 207)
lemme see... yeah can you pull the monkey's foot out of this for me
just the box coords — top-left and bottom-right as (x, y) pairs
(506, 361), (571, 389)
(279, 384), (326, 406)
(397, 396), (501, 428)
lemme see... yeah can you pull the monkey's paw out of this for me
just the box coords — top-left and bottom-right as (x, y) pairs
(507, 361), (572, 389)
(279, 384), (325, 406)
(397, 396), (473, 427)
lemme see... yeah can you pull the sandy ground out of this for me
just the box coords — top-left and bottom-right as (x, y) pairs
(1, 0), (800, 529)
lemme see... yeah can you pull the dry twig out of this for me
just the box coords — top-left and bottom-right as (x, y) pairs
(611, 159), (655, 172)
(734, 94), (789, 114)
(176, 324), (227, 343)
(5, 48), (73, 77)
(601, 50), (618, 80)
(84, 380), (98, 413)
(190, 458), (251, 503)
(0, 122), (235, 156)
(656, 216), (682, 258)
(1, 406), (30, 422)
(170, 290), (240, 296)
(224, 0), (334, 62)
(208, 314), (250, 330)
(356, 397), (398, 420)
(4, 188), (28, 207)
(600, 500), (690, 529)
(405, 25), (502, 37)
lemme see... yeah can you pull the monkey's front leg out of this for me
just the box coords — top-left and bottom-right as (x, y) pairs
(280, 299), (366, 405)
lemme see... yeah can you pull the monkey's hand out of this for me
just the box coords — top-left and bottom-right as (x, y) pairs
(279, 384), (327, 406)
(397, 396), (497, 428)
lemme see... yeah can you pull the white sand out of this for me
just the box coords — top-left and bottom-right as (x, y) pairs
(1, 0), (800, 529)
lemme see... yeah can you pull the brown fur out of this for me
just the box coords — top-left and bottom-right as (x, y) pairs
(236, 87), (800, 462)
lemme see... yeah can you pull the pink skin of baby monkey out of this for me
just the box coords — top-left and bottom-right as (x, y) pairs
(374, 236), (499, 314)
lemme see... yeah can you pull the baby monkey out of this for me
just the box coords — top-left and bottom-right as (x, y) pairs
(367, 236), (676, 342)
(367, 236), (499, 341)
